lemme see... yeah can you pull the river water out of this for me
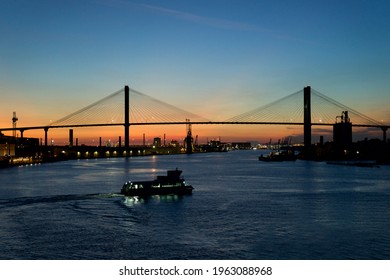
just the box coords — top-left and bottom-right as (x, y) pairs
(0, 150), (389, 260)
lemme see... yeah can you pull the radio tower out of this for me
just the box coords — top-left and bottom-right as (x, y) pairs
(12, 112), (18, 138)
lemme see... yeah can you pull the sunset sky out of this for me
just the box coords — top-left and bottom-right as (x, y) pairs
(1, 0), (389, 144)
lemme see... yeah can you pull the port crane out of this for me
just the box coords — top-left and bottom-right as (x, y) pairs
(12, 112), (18, 137)
(184, 119), (193, 154)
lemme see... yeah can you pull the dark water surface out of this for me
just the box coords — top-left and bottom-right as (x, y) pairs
(1, 151), (389, 259)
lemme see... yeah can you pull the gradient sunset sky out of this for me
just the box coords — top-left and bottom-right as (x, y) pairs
(1, 0), (389, 144)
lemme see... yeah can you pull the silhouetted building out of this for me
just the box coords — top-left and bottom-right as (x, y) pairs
(0, 133), (39, 157)
(153, 137), (162, 147)
(0, 134), (16, 156)
(333, 111), (352, 150)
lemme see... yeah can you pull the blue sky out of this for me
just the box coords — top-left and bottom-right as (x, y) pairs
(1, 0), (389, 142)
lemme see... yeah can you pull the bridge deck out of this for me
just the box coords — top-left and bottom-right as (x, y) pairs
(0, 121), (387, 132)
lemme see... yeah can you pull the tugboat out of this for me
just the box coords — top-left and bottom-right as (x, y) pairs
(121, 169), (194, 196)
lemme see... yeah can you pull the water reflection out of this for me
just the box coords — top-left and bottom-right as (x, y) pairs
(1, 151), (390, 259)
(123, 194), (186, 207)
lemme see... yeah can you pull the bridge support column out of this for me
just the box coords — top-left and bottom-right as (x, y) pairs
(382, 126), (388, 142)
(124, 85), (130, 155)
(304, 86), (311, 151)
(44, 127), (49, 147)
(43, 127), (49, 158)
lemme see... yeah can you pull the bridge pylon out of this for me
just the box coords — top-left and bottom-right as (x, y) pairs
(124, 85), (130, 155)
(304, 86), (311, 151)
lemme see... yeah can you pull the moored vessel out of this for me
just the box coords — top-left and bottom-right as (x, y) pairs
(259, 151), (297, 162)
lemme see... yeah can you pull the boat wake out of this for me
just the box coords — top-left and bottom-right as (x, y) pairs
(0, 193), (122, 210)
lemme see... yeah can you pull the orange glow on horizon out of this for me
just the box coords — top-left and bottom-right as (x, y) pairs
(5, 124), (309, 146)
(3, 123), (385, 146)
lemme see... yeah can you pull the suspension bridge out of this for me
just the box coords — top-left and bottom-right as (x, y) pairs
(0, 86), (388, 151)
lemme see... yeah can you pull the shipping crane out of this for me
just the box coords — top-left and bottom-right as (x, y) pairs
(12, 112), (18, 138)
(184, 119), (193, 154)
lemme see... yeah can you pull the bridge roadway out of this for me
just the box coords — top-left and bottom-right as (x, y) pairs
(0, 121), (388, 131)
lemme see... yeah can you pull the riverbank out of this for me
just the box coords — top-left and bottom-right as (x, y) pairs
(0, 144), (229, 168)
